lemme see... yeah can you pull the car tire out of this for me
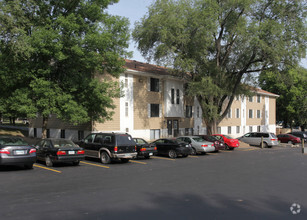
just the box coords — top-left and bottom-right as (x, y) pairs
(263, 142), (269, 148)
(100, 151), (111, 164)
(24, 163), (33, 169)
(121, 158), (130, 163)
(229, 147), (234, 150)
(144, 155), (150, 159)
(168, 150), (177, 158)
(191, 148), (197, 155)
(72, 161), (80, 166)
(45, 156), (53, 167)
(182, 154), (188, 158)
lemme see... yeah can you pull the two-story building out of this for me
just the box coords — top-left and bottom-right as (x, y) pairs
(29, 59), (278, 141)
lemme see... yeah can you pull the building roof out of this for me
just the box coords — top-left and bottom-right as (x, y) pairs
(125, 59), (279, 97)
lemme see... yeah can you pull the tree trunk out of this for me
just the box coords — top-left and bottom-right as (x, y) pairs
(42, 116), (48, 139)
(206, 119), (218, 135)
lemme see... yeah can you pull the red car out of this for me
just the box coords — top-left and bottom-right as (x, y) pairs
(277, 134), (301, 145)
(212, 134), (239, 150)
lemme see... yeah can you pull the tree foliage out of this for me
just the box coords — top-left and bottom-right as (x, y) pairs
(133, 0), (307, 134)
(0, 0), (130, 136)
(259, 66), (307, 130)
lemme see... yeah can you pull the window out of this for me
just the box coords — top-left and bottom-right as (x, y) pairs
(257, 95), (261, 103)
(84, 134), (96, 143)
(176, 89), (180, 104)
(197, 106), (200, 118)
(227, 109), (232, 118)
(150, 129), (160, 140)
(150, 78), (159, 92)
(78, 130), (84, 140)
(185, 128), (190, 135)
(236, 126), (240, 134)
(228, 126), (232, 134)
(34, 128), (37, 138)
(236, 108), (240, 118)
(60, 129), (65, 139)
(171, 89), (175, 104)
(236, 96), (240, 101)
(47, 129), (50, 138)
(249, 96), (253, 102)
(249, 126), (253, 132)
(125, 74), (128, 88)
(150, 104), (160, 117)
(257, 110), (261, 118)
(257, 126), (261, 132)
(186, 106), (193, 118)
(125, 102), (129, 117)
(249, 109), (253, 118)
(217, 127), (221, 134)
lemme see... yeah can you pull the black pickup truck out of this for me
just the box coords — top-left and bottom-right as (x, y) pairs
(77, 132), (137, 164)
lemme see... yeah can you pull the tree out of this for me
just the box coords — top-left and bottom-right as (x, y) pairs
(132, 0), (307, 134)
(259, 66), (307, 131)
(0, 0), (130, 137)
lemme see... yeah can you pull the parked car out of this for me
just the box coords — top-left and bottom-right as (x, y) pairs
(277, 134), (301, 145)
(212, 134), (239, 150)
(35, 138), (85, 167)
(133, 138), (157, 159)
(238, 132), (278, 148)
(288, 131), (307, 143)
(199, 135), (226, 151)
(0, 136), (36, 169)
(176, 136), (215, 155)
(78, 132), (137, 164)
(151, 138), (192, 158)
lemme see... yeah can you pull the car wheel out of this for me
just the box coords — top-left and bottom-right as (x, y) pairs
(45, 156), (53, 167)
(168, 150), (177, 158)
(182, 154), (188, 158)
(72, 161), (80, 166)
(24, 163), (33, 169)
(288, 141), (293, 145)
(121, 158), (130, 163)
(144, 155), (150, 159)
(100, 151), (111, 164)
(191, 148), (197, 155)
(229, 147), (234, 150)
(263, 142), (269, 148)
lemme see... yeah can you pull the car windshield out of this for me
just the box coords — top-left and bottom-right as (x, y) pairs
(192, 137), (205, 142)
(52, 139), (76, 148)
(208, 136), (217, 141)
(116, 135), (135, 146)
(270, 133), (277, 138)
(134, 139), (147, 144)
(223, 135), (233, 139)
(0, 137), (28, 146)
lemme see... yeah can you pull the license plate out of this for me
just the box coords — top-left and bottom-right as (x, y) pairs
(149, 153), (153, 156)
(68, 151), (75, 155)
(15, 150), (25, 155)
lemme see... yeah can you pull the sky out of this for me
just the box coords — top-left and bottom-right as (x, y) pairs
(107, 0), (307, 68)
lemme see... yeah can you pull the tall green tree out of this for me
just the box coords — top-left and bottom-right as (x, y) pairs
(133, 0), (306, 134)
(0, 0), (130, 137)
(259, 66), (307, 131)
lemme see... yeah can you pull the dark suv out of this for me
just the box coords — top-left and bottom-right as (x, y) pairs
(78, 132), (137, 164)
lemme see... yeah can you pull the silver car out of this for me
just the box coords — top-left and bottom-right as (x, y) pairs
(238, 132), (279, 148)
(177, 136), (215, 155)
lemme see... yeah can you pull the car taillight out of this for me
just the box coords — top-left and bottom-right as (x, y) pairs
(57, 151), (66, 155)
(135, 146), (137, 151)
(114, 146), (118, 153)
(77, 150), (84, 154)
(154, 147), (157, 150)
(29, 149), (36, 154)
(201, 145), (208, 147)
(140, 148), (146, 152)
(0, 149), (10, 154)
(271, 139), (277, 141)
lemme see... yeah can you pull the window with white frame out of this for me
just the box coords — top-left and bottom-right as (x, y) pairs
(150, 129), (160, 140)
(150, 78), (159, 92)
(124, 74), (128, 88)
(176, 89), (180, 104)
(186, 106), (193, 118)
(227, 109), (232, 118)
(249, 96), (253, 102)
(217, 127), (221, 134)
(197, 106), (200, 118)
(257, 95), (261, 103)
(236, 126), (240, 134)
(257, 110), (261, 118)
(236, 108), (240, 118)
(249, 109), (253, 118)
(249, 126), (253, 132)
(171, 89), (175, 104)
(228, 126), (232, 134)
(257, 126), (261, 132)
(150, 104), (160, 117)
(125, 102), (129, 117)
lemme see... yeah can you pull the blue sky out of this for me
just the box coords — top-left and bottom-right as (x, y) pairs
(107, 0), (307, 68)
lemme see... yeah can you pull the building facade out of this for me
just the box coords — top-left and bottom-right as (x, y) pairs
(29, 60), (278, 141)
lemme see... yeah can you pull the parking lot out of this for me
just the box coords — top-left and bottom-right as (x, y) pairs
(1, 145), (307, 220)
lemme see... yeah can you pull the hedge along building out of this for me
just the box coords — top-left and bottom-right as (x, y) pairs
(29, 60), (279, 141)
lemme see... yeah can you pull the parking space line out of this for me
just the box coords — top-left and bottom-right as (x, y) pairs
(240, 148), (259, 151)
(151, 156), (175, 161)
(80, 161), (110, 169)
(189, 155), (198, 158)
(206, 153), (218, 155)
(130, 160), (147, 164)
(34, 164), (62, 173)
